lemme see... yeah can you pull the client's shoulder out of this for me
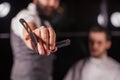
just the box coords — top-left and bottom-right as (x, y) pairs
(107, 57), (120, 69)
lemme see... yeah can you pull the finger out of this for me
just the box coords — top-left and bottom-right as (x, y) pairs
(25, 39), (34, 50)
(29, 39), (35, 50)
(48, 27), (56, 50)
(33, 28), (40, 37)
(43, 44), (51, 55)
(24, 33), (30, 40)
(36, 30), (45, 55)
(37, 40), (45, 55)
(33, 28), (46, 55)
(40, 26), (49, 49)
(50, 47), (58, 53)
(33, 28), (50, 55)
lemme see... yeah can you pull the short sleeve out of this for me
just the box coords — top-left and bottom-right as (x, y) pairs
(11, 10), (37, 39)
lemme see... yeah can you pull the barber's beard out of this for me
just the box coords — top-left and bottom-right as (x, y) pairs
(36, 5), (57, 21)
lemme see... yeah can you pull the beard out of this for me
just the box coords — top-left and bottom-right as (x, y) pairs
(36, 4), (57, 21)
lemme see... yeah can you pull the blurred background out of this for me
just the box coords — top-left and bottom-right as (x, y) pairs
(0, 0), (120, 80)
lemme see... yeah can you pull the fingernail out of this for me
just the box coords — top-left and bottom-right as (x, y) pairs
(48, 51), (51, 54)
(39, 50), (43, 55)
(39, 51), (42, 55)
(50, 46), (53, 50)
(47, 51), (51, 55)
(51, 47), (55, 51)
(25, 35), (29, 40)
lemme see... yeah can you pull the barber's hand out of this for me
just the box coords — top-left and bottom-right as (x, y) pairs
(23, 26), (57, 55)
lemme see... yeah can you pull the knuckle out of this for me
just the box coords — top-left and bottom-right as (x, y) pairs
(49, 28), (55, 35)
(43, 37), (48, 40)
(42, 29), (48, 33)
(49, 27), (54, 32)
(40, 26), (47, 30)
(44, 30), (48, 34)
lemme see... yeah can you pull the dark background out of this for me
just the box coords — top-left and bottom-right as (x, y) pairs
(0, 0), (120, 80)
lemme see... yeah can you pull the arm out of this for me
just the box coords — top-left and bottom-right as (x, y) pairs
(23, 22), (57, 55)
(11, 10), (56, 55)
